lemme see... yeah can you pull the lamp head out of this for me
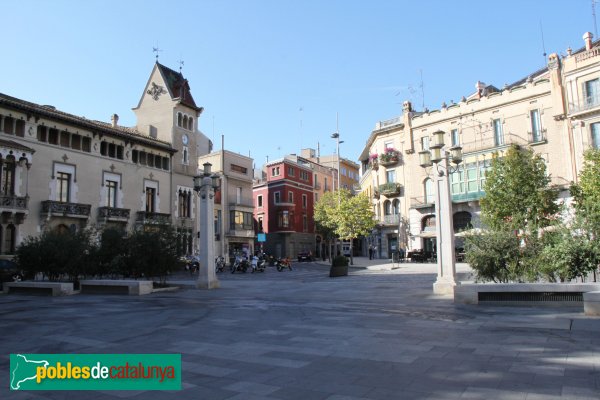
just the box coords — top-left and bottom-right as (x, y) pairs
(449, 146), (463, 165)
(331, 132), (339, 139)
(418, 150), (432, 168)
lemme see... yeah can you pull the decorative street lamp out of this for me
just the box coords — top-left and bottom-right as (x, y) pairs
(418, 130), (463, 295)
(331, 132), (343, 191)
(193, 162), (220, 289)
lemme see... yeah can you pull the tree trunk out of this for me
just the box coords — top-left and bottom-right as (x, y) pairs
(349, 240), (354, 265)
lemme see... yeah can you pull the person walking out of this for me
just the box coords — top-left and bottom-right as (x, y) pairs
(368, 245), (373, 260)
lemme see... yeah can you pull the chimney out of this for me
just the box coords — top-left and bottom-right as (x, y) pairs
(584, 32), (593, 50)
(475, 81), (486, 98)
(111, 114), (119, 128)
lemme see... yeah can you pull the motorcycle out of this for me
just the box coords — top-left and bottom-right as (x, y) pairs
(275, 257), (293, 272)
(230, 255), (249, 274)
(251, 255), (266, 273)
(215, 256), (225, 273)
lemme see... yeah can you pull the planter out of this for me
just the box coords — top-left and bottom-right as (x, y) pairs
(329, 265), (348, 277)
(379, 158), (400, 167)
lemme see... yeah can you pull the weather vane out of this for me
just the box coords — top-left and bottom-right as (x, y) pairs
(153, 47), (162, 61)
(179, 59), (185, 73)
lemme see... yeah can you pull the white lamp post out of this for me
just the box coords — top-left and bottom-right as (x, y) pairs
(419, 130), (463, 295)
(193, 162), (220, 289)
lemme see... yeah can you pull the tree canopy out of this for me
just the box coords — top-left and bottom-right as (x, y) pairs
(480, 145), (559, 233)
(571, 149), (600, 238)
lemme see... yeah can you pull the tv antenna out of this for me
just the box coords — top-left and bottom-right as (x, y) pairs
(540, 20), (547, 64)
(419, 69), (425, 110)
(594, 0), (599, 38)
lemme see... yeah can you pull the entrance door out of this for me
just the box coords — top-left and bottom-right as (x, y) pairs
(387, 236), (397, 259)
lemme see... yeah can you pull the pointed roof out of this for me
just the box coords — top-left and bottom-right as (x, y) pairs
(156, 62), (202, 112)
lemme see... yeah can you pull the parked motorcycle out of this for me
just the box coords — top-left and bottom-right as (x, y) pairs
(215, 256), (225, 273)
(230, 255), (249, 274)
(251, 255), (266, 273)
(275, 257), (293, 272)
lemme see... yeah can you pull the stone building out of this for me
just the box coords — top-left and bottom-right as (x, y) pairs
(0, 61), (211, 255)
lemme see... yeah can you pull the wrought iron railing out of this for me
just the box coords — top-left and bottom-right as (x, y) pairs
(378, 182), (402, 197)
(136, 211), (171, 225)
(41, 200), (91, 217)
(98, 206), (130, 220)
(0, 194), (28, 210)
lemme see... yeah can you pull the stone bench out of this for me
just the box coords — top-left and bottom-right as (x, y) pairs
(454, 283), (600, 306)
(3, 281), (75, 296)
(79, 280), (153, 295)
(584, 291), (600, 316)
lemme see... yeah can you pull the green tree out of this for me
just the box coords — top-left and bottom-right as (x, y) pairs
(124, 225), (180, 284)
(571, 149), (600, 238)
(314, 191), (339, 262)
(480, 145), (560, 234)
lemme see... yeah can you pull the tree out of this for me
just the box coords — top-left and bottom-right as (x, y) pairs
(314, 191), (339, 262)
(480, 145), (560, 234)
(314, 189), (376, 265)
(571, 149), (600, 238)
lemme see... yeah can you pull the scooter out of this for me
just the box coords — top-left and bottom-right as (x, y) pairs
(230, 256), (249, 274)
(215, 256), (225, 273)
(275, 257), (293, 272)
(251, 255), (266, 273)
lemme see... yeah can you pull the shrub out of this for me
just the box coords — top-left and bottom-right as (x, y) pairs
(537, 231), (600, 282)
(332, 255), (349, 267)
(124, 226), (180, 284)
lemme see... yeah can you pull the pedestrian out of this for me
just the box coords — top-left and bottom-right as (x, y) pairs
(368, 245), (373, 260)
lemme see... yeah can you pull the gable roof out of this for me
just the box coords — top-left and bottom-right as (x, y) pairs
(156, 62), (202, 112)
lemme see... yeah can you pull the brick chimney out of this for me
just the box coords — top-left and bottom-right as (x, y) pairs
(111, 114), (119, 128)
(475, 81), (486, 98)
(584, 32), (594, 50)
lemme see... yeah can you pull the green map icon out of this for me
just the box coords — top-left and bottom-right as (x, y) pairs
(10, 354), (49, 390)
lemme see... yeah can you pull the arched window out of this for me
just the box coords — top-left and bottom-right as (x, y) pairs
(424, 178), (434, 204)
(183, 115), (188, 130)
(56, 224), (69, 234)
(392, 199), (400, 214)
(183, 148), (188, 164)
(422, 215), (436, 231)
(453, 211), (472, 232)
(177, 113), (183, 127)
(188, 117), (194, 131)
(4, 224), (15, 254)
(383, 200), (392, 215)
(1, 156), (16, 195)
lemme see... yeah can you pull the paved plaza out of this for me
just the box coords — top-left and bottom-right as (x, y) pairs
(1, 258), (600, 399)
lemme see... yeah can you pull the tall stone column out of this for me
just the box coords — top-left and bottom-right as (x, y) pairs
(196, 174), (220, 289)
(433, 157), (457, 295)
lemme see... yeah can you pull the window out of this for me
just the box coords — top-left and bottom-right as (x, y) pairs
(178, 190), (191, 218)
(106, 180), (118, 208)
(56, 172), (71, 202)
(493, 119), (504, 146)
(145, 187), (156, 212)
(230, 211), (253, 231)
(3, 224), (15, 255)
(314, 193), (319, 202)
(341, 167), (347, 176)
(324, 177), (328, 191)
(592, 122), (600, 149)
(302, 194), (307, 208)
(1, 158), (15, 195)
(214, 209), (221, 239)
(37, 126), (47, 142)
(177, 113), (183, 127)
(300, 171), (309, 180)
(453, 211), (472, 232)
(386, 169), (396, 183)
(272, 167), (280, 176)
(314, 174), (318, 187)
(466, 162), (478, 192)
(257, 216), (264, 232)
(421, 136), (430, 151)
(3, 116), (14, 134)
(392, 199), (400, 214)
(530, 109), (542, 142)
(288, 191), (294, 203)
(183, 115), (188, 130)
(288, 167), (295, 176)
(257, 195), (263, 208)
(278, 211), (289, 228)
(384, 200), (392, 215)
(479, 159), (491, 190)
(188, 117), (193, 131)
(231, 164), (248, 174)
(182, 146), (189, 164)
(585, 78), (600, 106)
(236, 187), (242, 204)
(15, 120), (25, 137)
(274, 191), (281, 203)
(303, 214), (308, 232)
(384, 140), (394, 149)
(60, 131), (70, 147)
(424, 178), (434, 204)
(451, 129), (459, 147)
(48, 128), (59, 145)
(450, 166), (465, 195)
(71, 135), (81, 150)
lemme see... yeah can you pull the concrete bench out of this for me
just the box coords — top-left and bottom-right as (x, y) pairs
(79, 280), (153, 295)
(3, 281), (74, 296)
(584, 291), (600, 316)
(455, 283), (600, 306)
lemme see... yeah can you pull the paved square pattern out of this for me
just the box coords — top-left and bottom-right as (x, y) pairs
(1, 260), (599, 399)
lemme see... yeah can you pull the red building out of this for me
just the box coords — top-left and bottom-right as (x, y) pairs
(253, 156), (315, 258)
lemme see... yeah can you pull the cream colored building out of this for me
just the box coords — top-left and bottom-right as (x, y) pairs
(198, 148), (255, 260)
(0, 61), (211, 255)
(360, 33), (600, 258)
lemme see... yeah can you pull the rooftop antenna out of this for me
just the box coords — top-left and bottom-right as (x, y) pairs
(179, 58), (185, 74)
(299, 106), (303, 151)
(539, 20), (547, 64)
(419, 69), (425, 110)
(152, 46), (162, 61)
(594, 0), (599, 38)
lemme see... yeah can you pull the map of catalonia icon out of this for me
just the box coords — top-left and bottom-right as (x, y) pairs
(10, 354), (49, 390)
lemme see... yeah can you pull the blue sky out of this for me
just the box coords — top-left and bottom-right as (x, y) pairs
(2, 0), (594, 168)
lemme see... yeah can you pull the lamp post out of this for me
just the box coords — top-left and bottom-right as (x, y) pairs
(331, 132), (342, 191)
(418, 130), (463, 295)
(193, 162), (220, 289)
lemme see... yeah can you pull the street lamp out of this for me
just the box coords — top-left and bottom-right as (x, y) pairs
(418, 130), (463, 295)
(331, 132), (342, 191)
(193, 162), (221, 289)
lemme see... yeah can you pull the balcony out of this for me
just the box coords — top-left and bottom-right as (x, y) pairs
(378, 150), (402, 167)
(410, 196), (434, 210)
(314, 183), (322, 190)
(135, 211), (171, 225)
(382, 214), (400, 225)
(569, 93), (600, 115)
(98, 207), (130, 222)
(226, 228), (255, 238)
(0, 194), (28, 211)
(452, 190), (486, 203)
(378, 182), (402, 197)
(41, 200), (91, 219)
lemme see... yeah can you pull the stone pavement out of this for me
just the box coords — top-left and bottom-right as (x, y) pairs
(1, 260), (599, 399)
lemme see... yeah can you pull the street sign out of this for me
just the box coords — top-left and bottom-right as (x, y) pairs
(257, 233), (266, 242)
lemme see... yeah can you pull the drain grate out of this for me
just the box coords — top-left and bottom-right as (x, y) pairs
(478, 291), (583, 302)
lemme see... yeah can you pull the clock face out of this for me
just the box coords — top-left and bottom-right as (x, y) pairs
(182, 134), (189, 145)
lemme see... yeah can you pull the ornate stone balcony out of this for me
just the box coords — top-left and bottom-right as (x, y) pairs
(0, 194), (28, 210)
(378, 182), (402, 197)
(135, 211), (171, 225)
(98, 207), (130, 222)
(41, 200), (91, 219)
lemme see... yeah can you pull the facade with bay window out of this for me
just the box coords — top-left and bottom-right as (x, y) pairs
(358, 32), (600, 256)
